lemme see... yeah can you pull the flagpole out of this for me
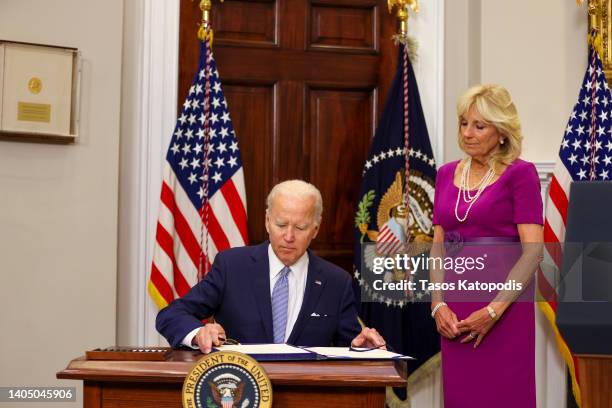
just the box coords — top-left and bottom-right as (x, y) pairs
(196, 0), (223, 278)
(577, 1), (600, 30)
(388, 0), (419, 241)
(587, 0), (600, 32)
(586, 1), (603, 181)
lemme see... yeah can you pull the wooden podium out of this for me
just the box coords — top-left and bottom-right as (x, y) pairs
(577, 354), (612, 408)
(57, 349), (407, 407)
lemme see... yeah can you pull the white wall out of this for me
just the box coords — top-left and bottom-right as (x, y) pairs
(444, 0), (482, 162)
(445, 0), (587, 164)
(0, 0), (123, 406)
(480, 0), (587, 162)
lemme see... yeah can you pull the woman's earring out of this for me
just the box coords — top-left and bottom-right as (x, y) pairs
(500, 139), (505, 145)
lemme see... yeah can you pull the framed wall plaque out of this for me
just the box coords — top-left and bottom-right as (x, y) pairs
(0, 41), (80, 143)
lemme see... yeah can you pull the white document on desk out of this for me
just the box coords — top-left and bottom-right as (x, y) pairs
(216, 343), (311, 355)
(304, 347), (414, 360)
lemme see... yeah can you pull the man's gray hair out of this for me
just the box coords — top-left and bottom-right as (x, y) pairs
(266, 180), (323, 223)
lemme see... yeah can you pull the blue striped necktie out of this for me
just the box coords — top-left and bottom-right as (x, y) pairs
(272, 266), (291, 343)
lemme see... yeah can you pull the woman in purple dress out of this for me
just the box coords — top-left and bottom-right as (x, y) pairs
(430, 84), (543, 407)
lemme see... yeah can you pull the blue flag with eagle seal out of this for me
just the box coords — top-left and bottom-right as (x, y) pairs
(353, 43), (440, 402)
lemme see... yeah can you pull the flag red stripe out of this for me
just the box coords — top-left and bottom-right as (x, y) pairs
(150, 263), (175, 305)
(548, 176), (569, 224)
(543, 220), (561, 246)
(542, 218), (562, 306)
(160, 182), (207, 269)
(203, 203), (231, 252)
(378, 228), (392, 240)
(156, 222), (192, 297)
(537, 267), (557, 304)
(544, 221), (563, 269)
(220, 179), (249, 244)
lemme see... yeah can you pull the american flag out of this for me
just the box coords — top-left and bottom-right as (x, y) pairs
(376, 222), (405, 255)
(540, 30), (612, 405)
(148, 37), (248, 309)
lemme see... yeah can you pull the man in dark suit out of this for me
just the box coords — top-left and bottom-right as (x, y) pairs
(156, 180), (385, 353)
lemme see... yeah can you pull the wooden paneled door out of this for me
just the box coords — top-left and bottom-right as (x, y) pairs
(179, 0), (397, 271)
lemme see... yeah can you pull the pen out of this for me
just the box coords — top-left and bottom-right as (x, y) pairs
(348, 343), (387, 352)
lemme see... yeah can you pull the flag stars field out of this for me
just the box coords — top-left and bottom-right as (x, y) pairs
(560, 53), (612, 180)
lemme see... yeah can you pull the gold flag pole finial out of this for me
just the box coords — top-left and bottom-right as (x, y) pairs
(198, 0), (224, 41)
(587, 0), (600, 31)
(388, 0), (419, 38)
(585, 0), (604, 55)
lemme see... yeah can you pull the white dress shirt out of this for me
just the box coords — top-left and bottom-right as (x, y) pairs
(181, 244), (309, 347)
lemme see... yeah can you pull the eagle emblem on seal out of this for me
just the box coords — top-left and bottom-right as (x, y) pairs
(210, 373), (247, 408)
(357, 171), (434, 247)
(356, 170), (434, 284)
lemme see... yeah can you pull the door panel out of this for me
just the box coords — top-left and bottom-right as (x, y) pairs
(179, 0), (396, 271)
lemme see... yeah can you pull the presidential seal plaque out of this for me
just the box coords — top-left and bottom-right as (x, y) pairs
(182, 351), (272, 408)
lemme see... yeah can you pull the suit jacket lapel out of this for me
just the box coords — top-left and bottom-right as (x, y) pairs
(287, 251), (326, 344)
(251, 242), (273, 342)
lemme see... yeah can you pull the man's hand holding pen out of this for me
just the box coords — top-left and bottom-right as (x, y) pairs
(192, 323), (226, 354)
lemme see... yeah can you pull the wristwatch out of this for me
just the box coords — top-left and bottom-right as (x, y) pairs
(486, 305), (498, 321)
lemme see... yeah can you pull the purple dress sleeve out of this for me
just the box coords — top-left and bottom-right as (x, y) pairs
(432, 174), (442, 226)
(432, 163), (450, 226)
(512, 161), (544, 225)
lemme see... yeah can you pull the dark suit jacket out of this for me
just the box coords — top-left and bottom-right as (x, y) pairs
(156, 242), (361, 348)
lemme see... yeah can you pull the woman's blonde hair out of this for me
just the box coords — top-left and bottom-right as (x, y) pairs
(457, 84), (522, 167)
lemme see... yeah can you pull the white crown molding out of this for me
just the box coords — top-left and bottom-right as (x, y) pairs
(535, 161), (555, 207)
(535, 161), (555, 183)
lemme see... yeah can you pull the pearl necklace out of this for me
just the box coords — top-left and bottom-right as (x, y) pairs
(454, 158), (496, 222)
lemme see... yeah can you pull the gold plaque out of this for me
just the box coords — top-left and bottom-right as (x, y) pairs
(28, 77), (43, 94)
(17, 102), (51, 123)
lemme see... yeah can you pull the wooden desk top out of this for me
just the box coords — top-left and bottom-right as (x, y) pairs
(57, 350), (406, 387)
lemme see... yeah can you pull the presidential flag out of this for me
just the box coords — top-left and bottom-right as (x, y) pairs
(148, 35), (248, 309)
(353, 43), (439, 402)
(540, 29), (612, 406)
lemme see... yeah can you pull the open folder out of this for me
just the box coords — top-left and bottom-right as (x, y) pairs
(215, 344), (413, 361)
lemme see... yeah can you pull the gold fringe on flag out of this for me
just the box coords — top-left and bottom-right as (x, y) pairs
(537, 301), (582, 407)
(392, 34), (418, 63)
(588, 29), (603, 57)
